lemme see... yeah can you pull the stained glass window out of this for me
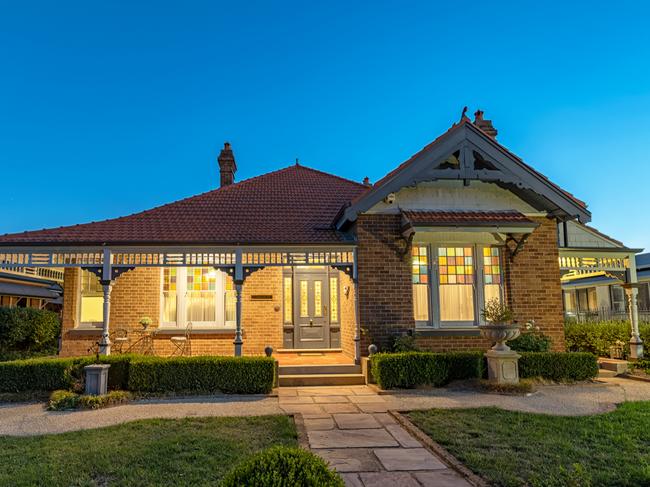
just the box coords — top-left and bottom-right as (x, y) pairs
(412, 245), (430, 321)
(314, 280), (323, 317)
(283, 277), (293, 323)
(162, 268), (177, 324)
(186, 268), (217, 323)
(300, 281), (309, 317)
(439, 247), (475, 322)
(329, 277), (339, 323)
(438, 247), (474, 285)
(483, 247), (502, 305)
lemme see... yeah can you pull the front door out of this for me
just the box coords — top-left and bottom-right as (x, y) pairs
(294, 269), (330, 349)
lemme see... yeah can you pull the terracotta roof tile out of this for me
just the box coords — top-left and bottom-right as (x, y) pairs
(401, 210), (535, 227)
(0, 165), (368, 246)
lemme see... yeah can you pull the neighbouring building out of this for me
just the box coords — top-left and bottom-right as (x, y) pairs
(0, 110), (644, 365)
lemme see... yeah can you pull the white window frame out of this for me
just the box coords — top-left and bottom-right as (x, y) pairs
(159, 267), (235, 329)
(78, 269), (104, 329)
(414, 243), (504, 330)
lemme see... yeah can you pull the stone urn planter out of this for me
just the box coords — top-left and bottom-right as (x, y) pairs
(478, 323), (521, 352)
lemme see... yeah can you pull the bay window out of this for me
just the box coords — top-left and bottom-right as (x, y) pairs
(161, 267), (235, 328)
(412, 244), (504, 328)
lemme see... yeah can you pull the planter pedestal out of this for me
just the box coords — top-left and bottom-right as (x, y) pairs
(485, 350), (520, 385)
(84, 364), (110, 395)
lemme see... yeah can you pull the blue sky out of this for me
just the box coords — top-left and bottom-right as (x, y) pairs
(1, 1), (649, 249)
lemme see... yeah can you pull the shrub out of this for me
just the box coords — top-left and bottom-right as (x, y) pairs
(441, 351), (486, 381)
(221, 446), (344, 487)
(509, 332), (552, 352)
(519, 352), (599, 382)
(564, 320), (650, 358)
(48, 389), (132, 410)
(0, 357), (79, 392)
(0, 307), (60, 355)
(128, 356), (275, 394)
(391, 334), (420, 352)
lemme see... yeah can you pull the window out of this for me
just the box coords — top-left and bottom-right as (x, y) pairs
(610, 285), (626, 313)
(80, 269), (103, 326)
(161, 267), (235, 328)
(412, 244), (504, 328)
(329, 277), (339, 323)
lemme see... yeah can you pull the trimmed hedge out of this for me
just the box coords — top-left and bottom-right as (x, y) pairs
(0, 307), (60, 358)
(370, 351), (599, 389)
(519, 352), (599, 382)
(221, 446), (344, 487)
(565, 320), (650, 358)
(127, 356), (275, 394)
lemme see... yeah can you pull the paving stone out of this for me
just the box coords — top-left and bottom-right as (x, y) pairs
(358, 472), (420, 487)
(348, 395), (386, 404)
(279, 404), (326, 415)
(322, 403), (360, 414)
(373, 448), (447, 471)
(384, 424), (421, 447)
(357, 403), (390, 413)
(278, 395), (314, 404)
(313, 395), (350, 404)
(340, 473), (364, 487)
(303, 417), (335, 431)
(298, 388), (356, 396)
(313, 448), (382, 472)
(308, 428), (399, 448)
(414, 470), (473, 487)
(333, 413), (381, 429)
(350, 387), (378, 396)
(277, 388), (298, 397)
(372, 413), (397, 426)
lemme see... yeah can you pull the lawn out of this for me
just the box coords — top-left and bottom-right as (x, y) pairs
(408, 402), (650, 487)
(0, 415), (297, 486)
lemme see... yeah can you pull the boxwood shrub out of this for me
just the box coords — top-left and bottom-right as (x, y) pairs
(0, 307), (60, 358)
(221, 446), (344, 487)
(127, 356), (275, 394)
(565, 320), (650, 357)
(371, 350), (599, 389)
(519, 352), (599, 381)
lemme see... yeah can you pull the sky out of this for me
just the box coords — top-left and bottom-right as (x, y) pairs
(1, 1), (649, 249)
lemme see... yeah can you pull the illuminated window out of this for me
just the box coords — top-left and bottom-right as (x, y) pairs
(329, 277), (339, 323)
(439, 247), (475, 322)
(300, 281), (309, 317)
(283, 277), (293, 323)
(162, 268), (177, 324)
(314, 280), (323, 317)
(483, 247), (502, 305)
(80, 270), (103, 326)
(412, 245), (430, 321)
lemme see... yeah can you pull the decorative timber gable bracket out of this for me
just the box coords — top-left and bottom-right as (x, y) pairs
(335, 121), (591, 230)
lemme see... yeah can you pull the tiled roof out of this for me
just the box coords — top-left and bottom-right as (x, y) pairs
(0, 165), (369, 246)
(401, 210), (535, 227)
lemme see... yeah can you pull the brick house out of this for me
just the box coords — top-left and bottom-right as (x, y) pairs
(0, 110), (643, 369)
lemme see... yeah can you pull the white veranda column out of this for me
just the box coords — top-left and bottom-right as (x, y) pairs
(233, 248), (244, 357)
(98, 280), (113, 355)
(627, 253), (643, 360)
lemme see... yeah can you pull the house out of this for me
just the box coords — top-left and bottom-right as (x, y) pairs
(0, 266), (63, 311)
(0, 110), (643, 366)
(562, 251), (650, 322)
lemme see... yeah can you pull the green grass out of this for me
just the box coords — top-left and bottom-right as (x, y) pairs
(0, 415), (297, 486)
(408, 402), (650, 487)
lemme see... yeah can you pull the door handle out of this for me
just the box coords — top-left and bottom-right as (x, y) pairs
(309, 319), (314, 327)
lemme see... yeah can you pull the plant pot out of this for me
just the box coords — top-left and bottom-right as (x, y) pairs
(478, 324), (520, 352)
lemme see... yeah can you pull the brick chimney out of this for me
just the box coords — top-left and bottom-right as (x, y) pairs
(218, 142), (237, 187)
(473, 110), (498, 139)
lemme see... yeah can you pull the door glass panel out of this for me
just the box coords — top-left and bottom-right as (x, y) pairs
(438, 247), (475, 322)
(283, 277), (293, 323)
(314, 281), (322, 317)
(329, 277), (339, 323)
(300, 280), (309, 317)
(412, 245), (430, 321)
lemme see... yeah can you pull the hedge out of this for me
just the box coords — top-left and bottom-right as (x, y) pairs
(565, 320), (650, 357)
(519, 352), (599, 382)
(221, 446), (344, 487)
(0, 307), (60, 357)
(0, 354), (274, 394)
(127, 356), (275, 394)
(370, 351), (599, 389)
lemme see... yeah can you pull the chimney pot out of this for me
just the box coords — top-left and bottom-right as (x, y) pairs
(472, 109), (497, 139)
(218, 142), (237, 187)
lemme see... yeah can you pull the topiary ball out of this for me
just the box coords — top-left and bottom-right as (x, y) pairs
(220, 446), (344, 487)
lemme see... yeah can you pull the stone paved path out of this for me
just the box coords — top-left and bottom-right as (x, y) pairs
(279, 386), (472, 487)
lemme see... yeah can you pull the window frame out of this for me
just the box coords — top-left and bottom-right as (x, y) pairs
(413, 243), (504, 329)
(159, 267), (234, 329)
(78, 269), (104, 329)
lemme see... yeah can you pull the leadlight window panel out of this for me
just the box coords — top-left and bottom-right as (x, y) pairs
(224, 276), (236, 325)
(314, 280), (323, 317)
(162, 268), (177, 324)
(438, 247), (475, 322)
(80, 269), (103, 324)
(186, 268), (217, 323)
(283, 276), (293, 323)
(483, 247), (503, 305)
(412, 245), (430, 321)
(300, 280), (309, 317)
(329, 277), (339, 323)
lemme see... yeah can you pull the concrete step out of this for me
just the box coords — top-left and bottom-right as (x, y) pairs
(279, 364), (361, 375)
(278, 373), (366, 387)
(598, 369), (619, 378)
(599, 358), (628, 375)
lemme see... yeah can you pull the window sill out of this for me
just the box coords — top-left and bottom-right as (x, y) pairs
(155, 328), (237, 336)
(415, 328), (481, 337)
(68, 328), (103, 336)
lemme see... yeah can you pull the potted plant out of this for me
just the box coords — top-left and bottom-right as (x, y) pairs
(139, 316), (152, 331)
(479, 299), (520, 352)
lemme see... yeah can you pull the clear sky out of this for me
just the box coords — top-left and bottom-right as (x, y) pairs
(1, 1), (649, 249)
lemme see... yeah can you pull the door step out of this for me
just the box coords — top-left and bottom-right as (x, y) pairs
(279, 364), (361, 375)
(598, 358), (628, 375)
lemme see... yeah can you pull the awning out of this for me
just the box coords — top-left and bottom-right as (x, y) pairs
(0, 281), (62, 300)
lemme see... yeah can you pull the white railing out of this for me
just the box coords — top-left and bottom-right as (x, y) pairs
(0, 266), (65, 282)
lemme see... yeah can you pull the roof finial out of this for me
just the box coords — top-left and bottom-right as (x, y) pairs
(295, 158), (300, 166)
(460, 106), (469, 121)
(363, 176), (371, 186)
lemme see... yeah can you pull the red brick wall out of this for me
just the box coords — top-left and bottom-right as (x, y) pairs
(356, 214), (415, 352)
(503, 216), (565, 351)
(340, 271), (357, 359)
